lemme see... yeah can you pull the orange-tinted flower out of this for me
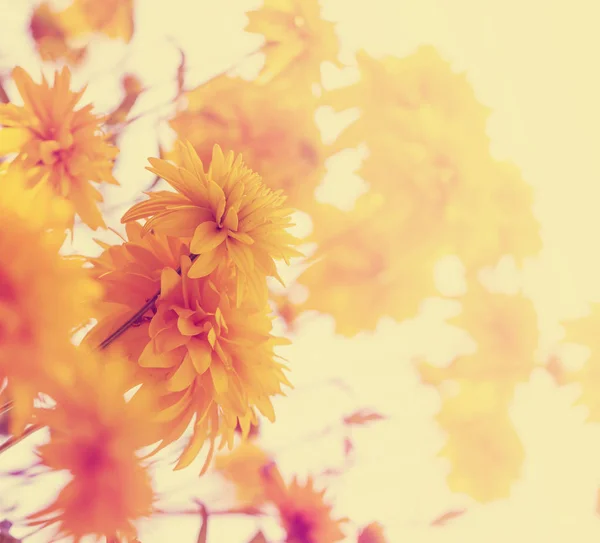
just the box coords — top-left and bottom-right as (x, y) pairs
(357, 522), (387, 543)
(296, 194), (441, 336)
(135, 256), (291, 470)
(121, 142), (301, 305)
(28, 351), (155, 542)
(0, 66), (118, 229)
(29, 2), (87, 65)
(263, 466), (346, 543)
(246, 0), (341, 87)
(214, 441), (273, 507)
(167, 75), (325, 212)
(85, 227), (292, 471)
(0, 175), (100, 433)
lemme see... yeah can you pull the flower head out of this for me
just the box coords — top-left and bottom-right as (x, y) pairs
(121, 142), (301, 305)
(137, 256), (291, 471)
(85, 228), (292, 472)
(263, 466), (346, 543)
(0, 175), (100, 433)
(28, 351), (155, 542)
(0, 66), (118, 229)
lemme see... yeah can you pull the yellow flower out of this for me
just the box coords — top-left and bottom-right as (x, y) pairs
(246, 0), (341, 87)
(0, 66), (118, 229)
(167, 75), (325, 212)
(121, 142), (301, 305)
(28, 350), (155, 542)
(29, 2), (87, 65)
(85, 227), (292, 472)
(0, 175), (100, 433)
(263, 466), (346, 543)
(137, 256), (291, 471)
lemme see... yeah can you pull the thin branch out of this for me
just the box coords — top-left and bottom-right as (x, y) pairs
(0, 401), (13, 416)
(97, 292), (159, 350)
(97, 253), (198, 350)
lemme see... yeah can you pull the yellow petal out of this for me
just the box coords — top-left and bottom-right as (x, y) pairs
(190, 221), (227, 254)
(187, 338), (213, 375)
(222, 207), (239, 230)
(187, 248), (221, 279)
(167, 355), (196, 392)
(0, 127), (31, 155)
(210, 361), (229, 395)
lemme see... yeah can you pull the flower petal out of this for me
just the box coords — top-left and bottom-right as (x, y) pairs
(190, 221), (227, 254)
(187, 338), (213, 375)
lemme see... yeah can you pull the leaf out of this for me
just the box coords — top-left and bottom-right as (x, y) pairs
(430, 509), (466, 526)
(343, 409), (386, 426)
(195, 502), (208, 543)
(247, 531), (268, 543)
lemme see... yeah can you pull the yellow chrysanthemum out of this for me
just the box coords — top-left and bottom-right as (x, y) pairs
(84, 228), (292, 472)
(263, 466), (346, 543)
(246, 0), (341, 86)
(0, 176), (100, 433)
(167, 75), (325, 212)
(136, 256), (291, 471)
(0, 66), (118, 229)
(121, 142), (301, 305)
(28, 351), (155, 542)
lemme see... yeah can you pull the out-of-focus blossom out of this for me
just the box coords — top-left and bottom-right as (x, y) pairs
(296, 193), (442, 336)
(263, 465), (346, 543)
(29, 2), (87, 65)
(419, 283), (536, 502)
(167, 75), (325, 213)
(121, 142), (301, 305)
(0, 175), (100, 433)
(435, 381), (524, 503)
(0, 67), (118, 230)
(357, 522), (387, 543)
(28, 351), (155, 542)
(245, 0), (341, 87)
(57, 0), (135, 42)
(214, 441), (273, 507)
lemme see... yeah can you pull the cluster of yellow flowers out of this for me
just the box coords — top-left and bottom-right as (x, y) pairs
(7, 0), (599, 540)
(0, 59), (299, 540)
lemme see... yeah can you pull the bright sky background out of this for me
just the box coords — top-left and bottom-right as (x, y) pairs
(2, 0), (600, 542)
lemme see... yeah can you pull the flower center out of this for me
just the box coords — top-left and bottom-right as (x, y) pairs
(286, 512), (313, 543)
